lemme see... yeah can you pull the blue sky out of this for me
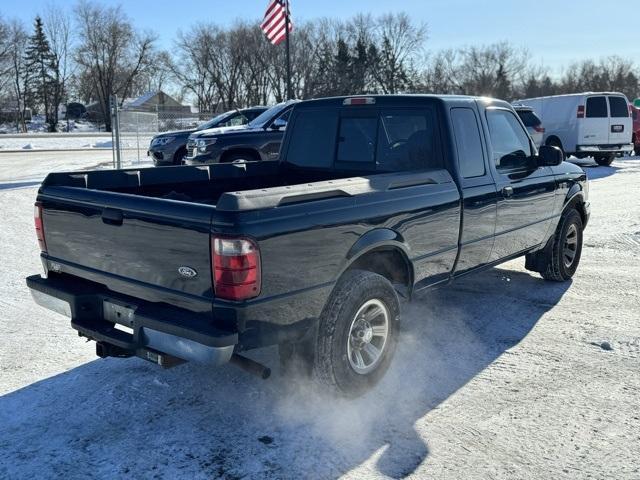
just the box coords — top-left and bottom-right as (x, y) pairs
(2, 0), (636, 74)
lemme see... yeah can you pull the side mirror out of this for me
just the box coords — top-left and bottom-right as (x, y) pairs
(538, 145), (563, 166)
(270, 118), (287, 130)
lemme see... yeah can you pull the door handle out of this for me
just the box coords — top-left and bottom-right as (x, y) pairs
(502, 186), (514, 198)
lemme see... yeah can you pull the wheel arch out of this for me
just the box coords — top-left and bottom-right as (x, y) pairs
(563, 189), (588, 227)
(340, 229), (414, 298)
(220, 147), (262, 163)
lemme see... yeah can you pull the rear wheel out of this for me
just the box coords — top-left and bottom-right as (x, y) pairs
(594, 155), (614, 166)
(313, 270), (400, 397)
(540, 209), (583, 281)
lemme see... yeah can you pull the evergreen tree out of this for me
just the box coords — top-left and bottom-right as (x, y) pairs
(334, 38), (351, 95)
(23, 16), (60, 131)
(350, 36), (369, 94)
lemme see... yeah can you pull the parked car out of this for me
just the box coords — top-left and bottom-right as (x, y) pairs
(26, 94), (589, 397)
(632, 104), (640, 155)
(148, 106), (268, 166)
(184, 100), (299, 165)
(512, 104), (544, 148)
(516, 92), (633, 166)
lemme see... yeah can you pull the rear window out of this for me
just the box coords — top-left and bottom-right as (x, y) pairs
(586, 97), (608, 118)
(287, 109), (338, 168)
(515, 110), (541, 127)
(336, 117), (377, 164)
(287, 106), (440, 172)
(609, 96), (629, 118)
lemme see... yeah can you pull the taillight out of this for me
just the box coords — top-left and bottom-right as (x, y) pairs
(211, 237), (261, 301)
(577, 105), (585, 118)
(34, 202), (47, 252)
(534, 126), (545, 133)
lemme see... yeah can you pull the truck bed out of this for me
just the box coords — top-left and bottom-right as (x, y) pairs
(41, 161), (451, 211)
(37, 160), (455, 316)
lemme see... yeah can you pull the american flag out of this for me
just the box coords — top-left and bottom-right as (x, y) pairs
(261, 0), (293, 46)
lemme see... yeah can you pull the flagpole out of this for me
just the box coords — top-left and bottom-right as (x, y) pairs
(285, 0), (292, 100)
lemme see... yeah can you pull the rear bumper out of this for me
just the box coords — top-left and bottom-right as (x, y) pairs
(576, 143), (633, 154)
(26, 274), (237, 366)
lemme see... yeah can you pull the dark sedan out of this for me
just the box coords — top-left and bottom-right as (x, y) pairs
(148, 106), (267, 166)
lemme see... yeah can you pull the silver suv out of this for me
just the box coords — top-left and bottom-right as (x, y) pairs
(513, 104), (544, 148)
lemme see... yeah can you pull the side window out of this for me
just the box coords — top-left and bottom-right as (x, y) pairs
(226, 115), (247, 126)
(245, 110), (262, 121)
(586, 96), (608, 118)
(486, 109), (534, 172)
(336, 117), (377, 164)
(276, 109), (291, 124)
(286, 109), (338, 168)
(608, 96), (629, 118)
(376, 109), (440, 171)
(451, 108), (485, 178)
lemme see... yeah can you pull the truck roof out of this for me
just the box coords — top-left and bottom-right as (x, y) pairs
(294, 94), (510, 109)
(517, 92), (627, 102)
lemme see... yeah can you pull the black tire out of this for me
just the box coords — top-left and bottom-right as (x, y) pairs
(314, 270), (400, 397)
(594, 155), (614, 166)
(546, 137), (566, 161)
(541, 209), (583, 282)
(173, 147), (187, 165)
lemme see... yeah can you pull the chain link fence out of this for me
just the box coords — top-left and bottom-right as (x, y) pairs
(110, 97), (218, 168)
(116, 111), (158, 165)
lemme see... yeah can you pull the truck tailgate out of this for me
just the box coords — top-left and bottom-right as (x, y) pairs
(39, 186), (215, 311)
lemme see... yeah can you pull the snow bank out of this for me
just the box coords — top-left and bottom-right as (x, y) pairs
(92, 140), (113, 148)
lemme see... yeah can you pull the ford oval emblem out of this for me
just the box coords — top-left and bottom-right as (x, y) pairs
(178, 266), (198, 278)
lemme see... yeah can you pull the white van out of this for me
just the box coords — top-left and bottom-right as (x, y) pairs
(515, 92), (633, 166)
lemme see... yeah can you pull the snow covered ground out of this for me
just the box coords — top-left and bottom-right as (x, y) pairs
(0, 150), (152, 187)
(0, 117), (103, 135)
(0, 133), (154, 152)
(0, 153), (638, 479)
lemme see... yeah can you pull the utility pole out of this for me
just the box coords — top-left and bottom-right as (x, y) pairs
(110, 94), (122, 170)
(285, 0), (292, 100)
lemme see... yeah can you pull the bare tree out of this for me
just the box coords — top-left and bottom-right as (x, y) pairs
(170, 26), (219, 112)
(369, 13), (427, 94)
(0, 19), (30, 132)
(559, 56), (639, 100)
(43, 4), (74, 127)
(74, 0), (156, 130)
(422, 42), (530, 100)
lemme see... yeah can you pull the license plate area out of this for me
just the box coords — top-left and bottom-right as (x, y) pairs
(103, 298), (137, 327)
(611, 124), (624, 133)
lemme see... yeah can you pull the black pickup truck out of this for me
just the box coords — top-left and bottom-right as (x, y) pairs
(27, 95), (589, 396)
